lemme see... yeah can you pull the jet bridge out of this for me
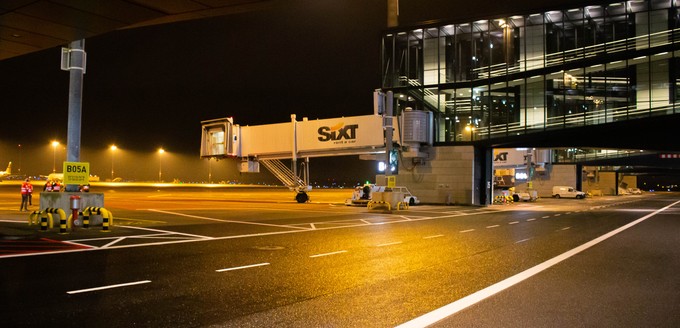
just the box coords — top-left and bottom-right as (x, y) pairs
(201, 107), (432, 203)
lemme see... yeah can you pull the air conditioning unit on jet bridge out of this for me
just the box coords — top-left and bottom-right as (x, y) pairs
(400, 108), (433, 159)
(200, 117), (240, 158)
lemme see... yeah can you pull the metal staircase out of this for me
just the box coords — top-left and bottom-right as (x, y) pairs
(259, 159), (306, 191)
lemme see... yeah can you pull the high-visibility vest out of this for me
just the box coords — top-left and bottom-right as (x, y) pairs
(21, 183), (29, 194)
(53, 183), (61, 192)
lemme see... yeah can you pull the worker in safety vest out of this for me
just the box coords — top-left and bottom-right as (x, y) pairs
(27, 179), (33, 205)
(44, 180), (53, 192)
(52, 181), (61, 192)
(20, 178), (31, 211)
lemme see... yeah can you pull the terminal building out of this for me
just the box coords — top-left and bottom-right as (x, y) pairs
(379, 0), (680, 204)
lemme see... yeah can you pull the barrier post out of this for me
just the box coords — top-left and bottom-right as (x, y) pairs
(101, 208), (111, 232)
(40, 211), (48, 232)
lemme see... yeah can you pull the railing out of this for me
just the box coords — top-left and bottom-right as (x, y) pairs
(472, 28), (680, 79)
(474, 104), (676, 139)
(259, 159), (306, 191)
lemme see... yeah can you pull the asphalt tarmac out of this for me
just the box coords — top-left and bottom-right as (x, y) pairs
(1, 183), (678, 327)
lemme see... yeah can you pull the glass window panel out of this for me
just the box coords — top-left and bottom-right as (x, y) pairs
(651, 0), (671, 10)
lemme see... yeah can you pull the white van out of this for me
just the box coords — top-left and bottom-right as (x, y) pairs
(552, 186), (586, 199)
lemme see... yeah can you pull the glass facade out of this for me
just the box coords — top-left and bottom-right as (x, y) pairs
(381, 0), (680, 143)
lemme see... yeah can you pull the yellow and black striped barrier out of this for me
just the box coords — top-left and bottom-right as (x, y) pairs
(82, 206), (114, 232)
(367, 200), (391, 211)
(396, 201), (409, 210)
(42, 208), (69, 234)
(28, 208), (68, 232)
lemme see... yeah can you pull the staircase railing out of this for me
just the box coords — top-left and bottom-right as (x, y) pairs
(260, 159), (306, 190)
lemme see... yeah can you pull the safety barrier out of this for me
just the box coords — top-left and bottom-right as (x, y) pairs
(28, 208), (68, 232)
(396, 201), (409, 210)
(82, 207), (114, 232)
(493, 195), (515, 205)
(28, 207), (112, 233)
(367, 200), (391, 211)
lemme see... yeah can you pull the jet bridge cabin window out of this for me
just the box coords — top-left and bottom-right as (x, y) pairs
(201, 120), (233, 157)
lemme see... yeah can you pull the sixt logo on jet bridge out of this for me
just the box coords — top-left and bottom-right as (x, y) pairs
(317, 122), (359, 144)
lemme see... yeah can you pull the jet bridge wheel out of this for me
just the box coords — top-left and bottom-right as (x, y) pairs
(295, 191), (309, 203)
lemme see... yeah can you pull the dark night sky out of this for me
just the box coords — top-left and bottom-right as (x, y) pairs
(0, 0), (387, 183)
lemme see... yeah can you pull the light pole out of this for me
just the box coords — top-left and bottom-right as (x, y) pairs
(208, 158), (212, 184)
(110, 145), (117, 180)
(17, 144), (21, 174)
(51, 141), (59, 173)
(158, 148), (165, 182)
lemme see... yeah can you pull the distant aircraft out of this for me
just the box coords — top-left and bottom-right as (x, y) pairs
(0, 162), (11, 180)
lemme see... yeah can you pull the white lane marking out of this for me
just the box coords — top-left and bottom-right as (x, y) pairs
(396, 199), (680, 328)
(566, 212), (572, 215)
(542, 216), (551, 219)
(377, 241), (403, 247)
(554, 214), (561, 217)
(120, 225), (213, 240)
(560, 227), (571, 231)
(216, 262), (270, 272)
(459, 229), (475, 233)
(423, 235), (444, 239)
(526, 218), (536, 222)
(67, 280), (151, 295)
(486, 225), (500, 229)
(515, 238), (532, 244)
(310, 250), (348, 258)
(101, 237), (126, 248)
(508, 221), (519, 225)
(310, 223), (316, 230)
(148, 209), (311, 230)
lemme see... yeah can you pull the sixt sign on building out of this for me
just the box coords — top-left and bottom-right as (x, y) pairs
(298, 115), (385, 152)
(317, 122), (359, 144)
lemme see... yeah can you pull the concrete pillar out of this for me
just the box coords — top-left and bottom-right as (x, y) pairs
(473, 146), (492, 205)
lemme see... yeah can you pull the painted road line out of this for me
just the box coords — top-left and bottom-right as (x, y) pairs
(526, 218), (536, 222)
(459, 229), (475, 233)
(216, 262), (270, 273)
(508, 221), (519, 225)
(377, 241), (403, 247)
(486, 225), (500, 229)
(542, 216), (551, 219)
(424, 235), (445, 239)
(396, 199), (680, 328)
(67, 280), (151, 295)
(148, 209), (312, 230)
(561, 227), (571, 231)
(310, 250), (348, 258)
(120, 225), (213, 239)
(554, 214), (562, 217)
(515, 238), (532, 244)
(101, 237), (126, 248)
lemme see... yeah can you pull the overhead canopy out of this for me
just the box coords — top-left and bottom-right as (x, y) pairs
(0, 0), (279, 61)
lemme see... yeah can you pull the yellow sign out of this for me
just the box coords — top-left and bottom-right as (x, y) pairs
(387, 176), (396, 188)
(63, 162), (90, 185)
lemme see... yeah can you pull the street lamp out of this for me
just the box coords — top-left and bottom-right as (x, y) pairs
(51, 141), (59, 173)
(158, 148), (165, 182)
(110, 145), (117, 180)
(17, 144), (22, 174)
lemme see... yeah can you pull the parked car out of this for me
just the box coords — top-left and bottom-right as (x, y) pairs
(552, 186), (586, 199)
(628, 188), (642, 195)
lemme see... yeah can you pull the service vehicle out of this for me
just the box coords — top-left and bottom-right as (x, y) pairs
(346, 184), (420, 206)
(552, 186), (586, 199)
